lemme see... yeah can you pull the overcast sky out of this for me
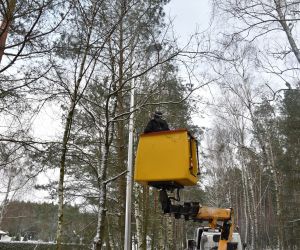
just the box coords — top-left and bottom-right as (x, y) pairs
(30, 0), (214, 202)
(165, 0), (211, 44)
(165, 0), (213, 126)
(32, 1), (212, 140)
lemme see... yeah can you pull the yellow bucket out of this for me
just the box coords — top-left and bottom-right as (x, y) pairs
(134, 129), (199, 187)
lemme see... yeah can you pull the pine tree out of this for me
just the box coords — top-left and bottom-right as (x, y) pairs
(279, 89), (300, 248)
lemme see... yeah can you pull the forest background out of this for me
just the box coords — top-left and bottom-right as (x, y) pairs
(0, 0), (299, 250)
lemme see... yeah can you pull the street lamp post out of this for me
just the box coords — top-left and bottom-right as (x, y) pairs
(124, 77), (135, 250)
(124, 43), (161, 250)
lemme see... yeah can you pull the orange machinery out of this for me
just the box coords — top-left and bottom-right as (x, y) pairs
(134, 129), (235, 250)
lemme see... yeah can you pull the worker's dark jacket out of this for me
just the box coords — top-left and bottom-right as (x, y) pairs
(144, 118), (170, 133)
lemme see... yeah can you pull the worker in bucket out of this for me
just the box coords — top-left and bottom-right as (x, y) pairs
(144, 111), (170, 133)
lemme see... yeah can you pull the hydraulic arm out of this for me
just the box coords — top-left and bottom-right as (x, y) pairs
(159, 188), (235, 250)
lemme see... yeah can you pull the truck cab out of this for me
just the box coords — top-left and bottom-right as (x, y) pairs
(190, 227), (244, 250)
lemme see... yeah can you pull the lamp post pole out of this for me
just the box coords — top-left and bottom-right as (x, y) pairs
(124, 78), (135, 250)
(124, 43), (160, 249)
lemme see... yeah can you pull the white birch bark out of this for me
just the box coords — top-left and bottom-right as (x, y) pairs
(56, 98), (77, 250)
(93, 94), (117, 250)
(275, 0), (300, 64)
(0, 174), (12, 226)
(247, 173), (256, 250)
(106, 215), (115, 249)
(142, 186), (149, 250)
(157, 216), (164, 250)
(267, 135), (283, 250)
(241, 164), (250, 248)
(166, 215), (174, 250)
(134, 184), (144, 250)
(93, 138), (110, 250)
(56, 12), (94, 249)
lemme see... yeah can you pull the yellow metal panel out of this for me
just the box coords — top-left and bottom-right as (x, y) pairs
(190, 138), (198, 177)
(134, 130), (198, 186)
(196, 207), (232, 221)
(218, 240), (228, 250)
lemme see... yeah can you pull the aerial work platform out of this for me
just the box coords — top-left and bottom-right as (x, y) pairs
(134, 129), (199, 187)
(134, 130), (235, 250)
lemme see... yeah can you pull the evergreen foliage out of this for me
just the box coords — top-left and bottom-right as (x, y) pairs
(1, 0), (299, 249)
(1, 201), (96, 244)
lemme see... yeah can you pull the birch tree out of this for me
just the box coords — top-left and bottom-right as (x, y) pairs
(52, 0), (179, 247)
(211, 0), (300, 89)
(0, 0), (69, 235)
(48, 1), (123, 248)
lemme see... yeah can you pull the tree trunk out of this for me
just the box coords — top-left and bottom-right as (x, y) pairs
(0, 0), (16, 64)
(241, 164), (250, 248)
(150, 191), (159, 250)
(56, 98), (76, 250)
(0, 174), (12, 226)
(116, 3), (127, 242)
(116, 111), (126, 246)
(134, 184), (144, 250)
(142, 186), (149, 250)
(248, 174), (256, 250)
(157, 216), (164, 250)
(275, 0), (300, 64)
(267, 138), (283, 250)
(93, 141), (110, 250)
(106, 214), (115, 249)
(55, 18), (92, 249)
(93, 94), (117, 249)
(166, 215), (174, 250)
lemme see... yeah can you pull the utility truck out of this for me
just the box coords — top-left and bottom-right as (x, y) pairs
(134, 129), (241, 250)
(187, 227), (245, 250)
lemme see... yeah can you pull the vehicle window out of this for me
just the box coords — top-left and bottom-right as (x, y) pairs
(227, 242), (238, 250)
(213, 235), (220, 242)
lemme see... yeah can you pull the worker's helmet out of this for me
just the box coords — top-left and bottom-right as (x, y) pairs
(154, 111), (163, 118)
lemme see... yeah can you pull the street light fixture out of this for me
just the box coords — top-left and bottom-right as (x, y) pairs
(124, 43), (162, 250)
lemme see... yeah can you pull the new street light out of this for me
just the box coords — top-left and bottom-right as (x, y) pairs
(124, 77), (135, 250)
(124, 43), (162, 250)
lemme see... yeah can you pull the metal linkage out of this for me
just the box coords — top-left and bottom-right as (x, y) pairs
(158, 188), (235, 250)
(169, 202), (200, 220)
(159, 189), (200, 220)
(220, 220), (232, 241)
(158, 189), (234, 238)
